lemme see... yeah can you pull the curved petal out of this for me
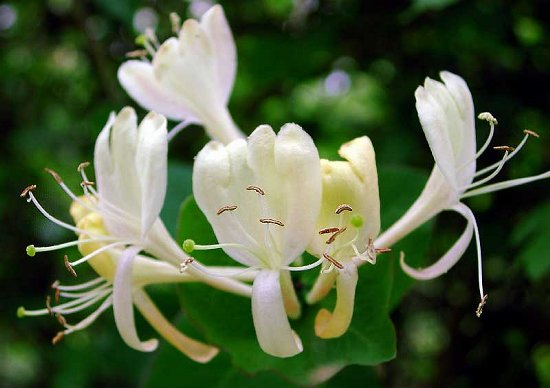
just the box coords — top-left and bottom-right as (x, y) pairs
(400, 203), (474, 280)
(117, 61), (195, 121)
(133, 289), (218, 363)
(252, 270), (303, 357)
(136, 111), (168, 238)
(314, 262), (358, 339)
(280, 270), (301, 319)
(305, 270), (338, 305)
(113, 246), (158, 352)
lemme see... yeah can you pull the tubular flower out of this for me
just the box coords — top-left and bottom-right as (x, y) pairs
(306, 136), (383, 339)
(19, 108), (252, 358)
(118, 5), (243, 143)
(375, 71), (550, 315)
(191, 124), (322, 357)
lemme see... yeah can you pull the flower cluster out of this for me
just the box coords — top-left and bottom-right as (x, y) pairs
(19, 4), (549, 361)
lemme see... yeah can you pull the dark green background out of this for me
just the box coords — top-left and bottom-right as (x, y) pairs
(1, 0), (549, 386)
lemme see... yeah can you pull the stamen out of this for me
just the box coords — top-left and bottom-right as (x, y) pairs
(476, 294), (489, 317)
(322, 253), (344, 270)
(144, 27), (159, 48)
(259, 218), (285, 227)
(80, 180), (95, 188)
(326, 227), (347, 244)
(475, 130), (532, 177)
(319, 227), (340, 235)
(170, 12), (181, 34)
(246, 185), (265, 195)
(62, 296), (113, 334)
(493, 146), (515, 152)
(77, 162), (90, 172)
(69, 241), (129, 267)
(54, 287), (60, 303)
(29, 237), (119, 255)
(56, 277), (105, 291)
(52, 331), (64, 345)
(217, 205), (238, 215)
(478, 112), (498, 125)
(335, 204), (353, 214)
(64, 255), (78, 278)
(167, 120), (191, 141)
(281, 256), (326, 272)
(463, 150), (509, 191)
(126, 49), (148, 58)
(523, 129), (539, 138)
(179, 257), (194, 273)
(55, 313), (67, 326)
(20, 184), (37, 198)
(44, 168), (62, 183)
(46, 295), (53, 316)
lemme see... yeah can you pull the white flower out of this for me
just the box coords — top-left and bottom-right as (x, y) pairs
(191, 123), (322, 357)
(305, 136), (383, 339)
(20, 107), (252, 358)
(375, 71), (550, 314)
(118, 5), (243, 144)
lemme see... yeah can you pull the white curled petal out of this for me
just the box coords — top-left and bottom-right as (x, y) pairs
(201, 5), (236, 104)
(113, 246), (158, 352)
(252, 270), (303, 358)
(117, 61), (194, 121)
(133, 289), (218, 363)
(314, 262), (358, 339)
(400, 204), (474, 280)
(94, 112), (116, 189)
(274, 123), (322, 264)
(136, 111), (168, 237)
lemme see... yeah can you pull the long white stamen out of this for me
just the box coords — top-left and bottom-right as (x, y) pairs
(63, 296), (113, 334)
(458, 119), (496, 171)
(475, 133), (529, 177)
(20, 288), (111, 317)
(461, 170), (550, 199)
(167, 120), (192, 141)
(57, 277), (106, 291)
(69, 241), (130, 267)
(56, 290), (112, 315)
(59, 282), (112, 299)
(281, 256), (325, 271)
(463, 151), (509, 191)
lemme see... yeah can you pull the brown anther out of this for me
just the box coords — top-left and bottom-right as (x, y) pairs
(20, 185), (37, 198)
(64, 255), (78, 278)
(51, 280), (60, 289)
(375, 247), (392, 254)
(523, 129), (540, 138)
(335, 204), (353, 214)
(322, 253), (344, 270)
(55, 313), (67, 326)
(493, 146), (515, 152)
(45, 295), (53, 316)
(126, 49), (148, 58)
(326, 227), (347, 245)
(77, 162), (90, 172)
(319, 227), (340, 235)
(52, 331), (65, 345)
(50, 280), (61, 302)
(246, 185), (265, 195)
(184, 257), (194, 265)
(259, 218), (285, 227)
(476, 294), (488, 318)
(44, 168), (63, 183)
(80, 180), (95, 188)
(216, 205), (237, 215)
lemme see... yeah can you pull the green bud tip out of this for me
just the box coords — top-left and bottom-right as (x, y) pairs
(17, 307), (26, 318)
(135, 34), (147, 46)
(350, 214), (364, 229)
(26, 245), (36, 257)
(183, 239), (195, 253)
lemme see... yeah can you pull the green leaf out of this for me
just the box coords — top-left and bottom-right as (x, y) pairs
(160, 162), (193, 236)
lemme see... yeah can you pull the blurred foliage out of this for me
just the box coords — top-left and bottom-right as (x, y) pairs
(1, 0), (549, 387)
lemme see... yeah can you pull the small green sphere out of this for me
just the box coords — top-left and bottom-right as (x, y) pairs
(350, 214), (364, 228)
(17, 307), (26, 318)
(26, 245), (36, 257)
(135, 34), (147, 46)
(183, 239), (195, 253)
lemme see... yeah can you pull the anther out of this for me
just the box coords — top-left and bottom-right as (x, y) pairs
(26, 245), (36, 257)
(478, 112), (498, 125)
(77, 162), (90, 172)
(52, 331), (65, 345)
(20, 185), (37, 198)
(64, 255), (78, 278)
(217, 205), (237, 215)
(476, 294), (489, 318)
(322, 253), (344, 270)
(259, 218), (285, 227)
(170, 12), (181, 33)
(326, 227), (347, 245)
(44, 168), (63, 183)
(335, 204), (353, 214)
(493, 146), (515, 152)
(246, 185), (265, 195)
(55, 313), (67, 326)
(179, 257), (194, 273)
(45, 295), (53, 316)
(523, 129), (540, 138)
(126, 49), (148, 58)
(319, 227), (340, 235)
(376, 247), (392, 254)
(51, 280), (61, 303)
(80, 180), (95, 188)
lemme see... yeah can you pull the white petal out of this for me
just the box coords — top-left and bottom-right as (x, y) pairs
(133, 289), (218, 363)
(117, 61), (196, 121)
(314, 262), (358, 339)
(400, 203), (474, 279)
(113, 246), (158, 352)
(251, 270), (303, 357)
(201, 5), (236, 105)
(136, 111), (168, 238)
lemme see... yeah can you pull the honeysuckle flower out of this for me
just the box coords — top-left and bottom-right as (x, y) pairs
(374, 71), (550, 314)
(305, 136), (383, 339)
(118, 5), (243, 144)
(191, 123), (322, 357)
(19, 107), (253, 358)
